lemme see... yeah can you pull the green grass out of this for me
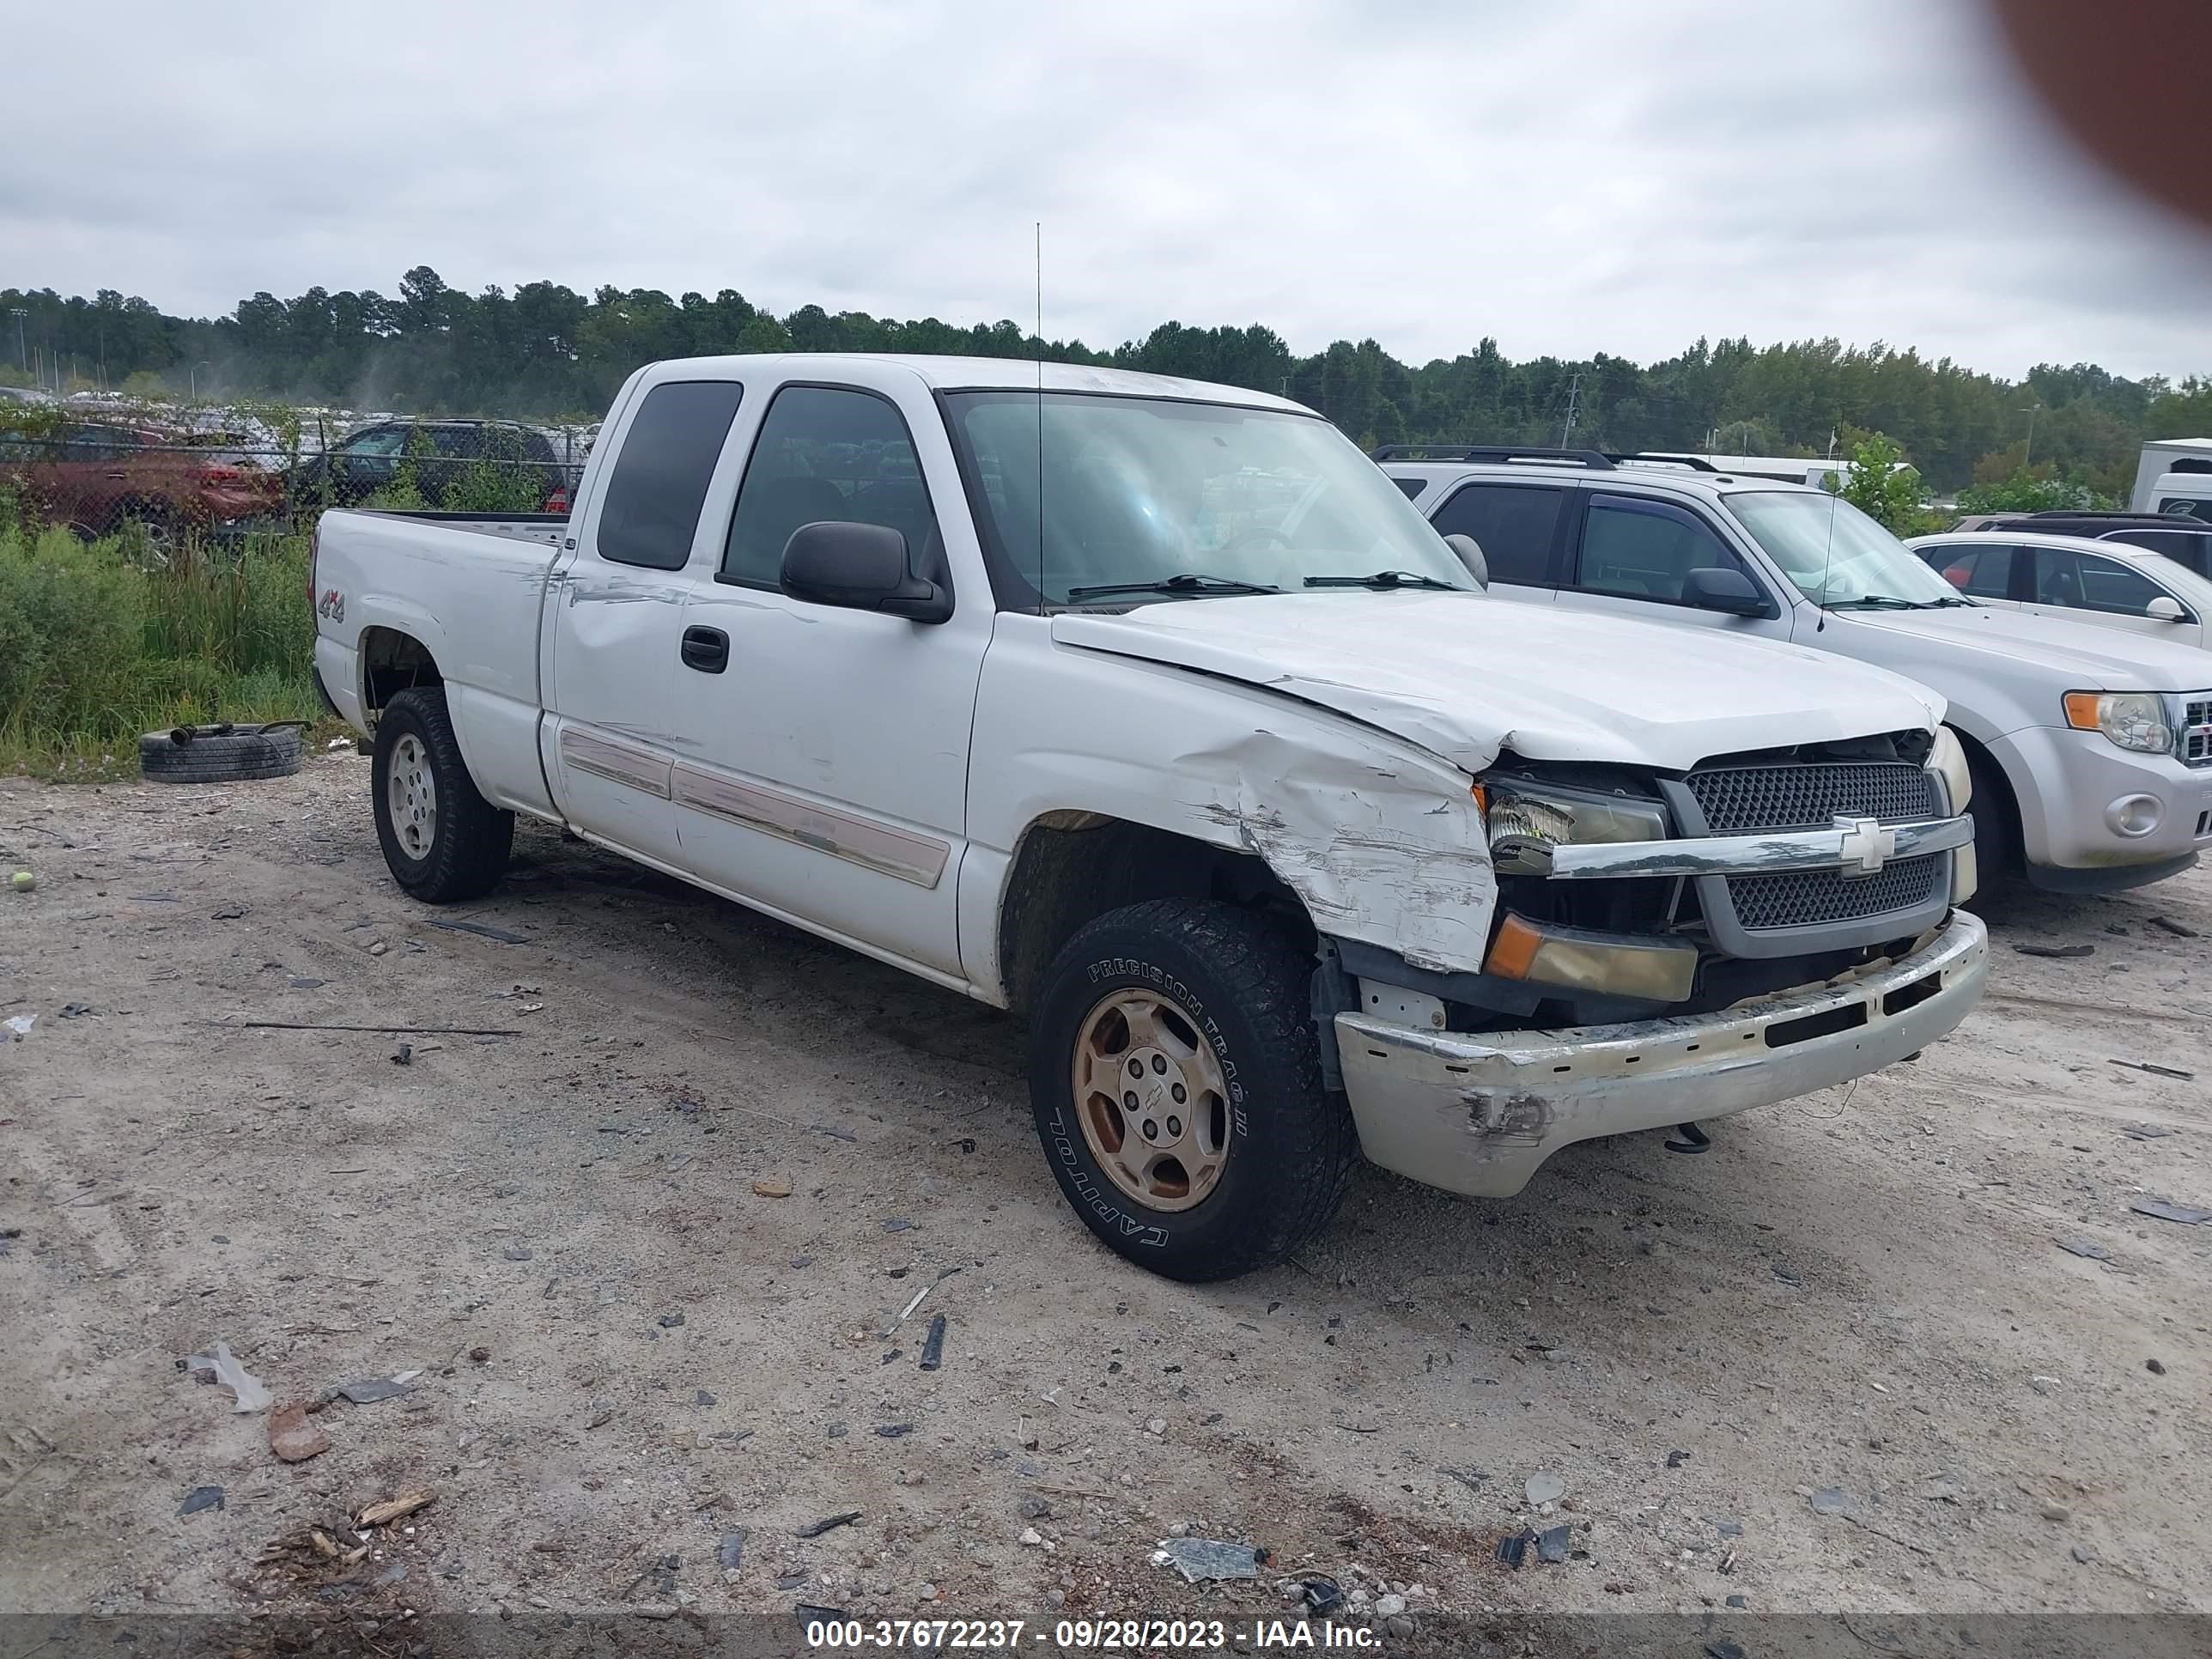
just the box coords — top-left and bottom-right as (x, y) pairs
(0, 522), (330, 778)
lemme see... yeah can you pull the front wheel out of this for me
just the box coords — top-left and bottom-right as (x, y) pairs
(371, 688), (514, 902)
(1028, 899), (1358, 1282)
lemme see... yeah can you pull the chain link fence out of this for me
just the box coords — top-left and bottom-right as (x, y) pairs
(0, 400), (592, 548)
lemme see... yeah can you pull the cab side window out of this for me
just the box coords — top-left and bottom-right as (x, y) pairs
(1921, 542), (2014, 599)
(721, 386), (943, 590)
(1571, 494), (1747, 604)
(594, 381), (746, 570)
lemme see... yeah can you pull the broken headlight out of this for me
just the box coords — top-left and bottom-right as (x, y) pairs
(1483, 780), (1668, 877)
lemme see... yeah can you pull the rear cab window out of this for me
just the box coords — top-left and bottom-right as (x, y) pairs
(594, 381), (747, 570)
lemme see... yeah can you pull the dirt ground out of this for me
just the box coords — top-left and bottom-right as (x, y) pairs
(1, 751), (2206, 1634)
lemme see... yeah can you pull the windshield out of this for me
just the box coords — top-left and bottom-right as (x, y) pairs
(1726, 490), (1964, 608)
(942, 391), (1475, 605)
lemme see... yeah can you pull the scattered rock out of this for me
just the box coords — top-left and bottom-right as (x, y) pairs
(1374, 1593), (1407, 1618)
(2147, 1358), (2166, 1376)
(658, 1312), (685, 1328)
(696, 1389), (717, 1405)
(752, 1179), (793, 1198)
(1808, 1487), (1850, 1516)
(2072, 1543), (2097, 1565)
(1666, 1449), (1689, 1469)
(1524, 1472), (1566, 1507)
(2040, 1504), (2071, 1522)
(469, 1346), (491, 1363)
(2014, 942), (2094, 959)
(1019, 1528), (1045, 1547)
(267, 1403), (330, 1463)
(633, 1602), (678, 1620)
(883, 1218), (915, 1233)
(502, 1246), (533, 1262)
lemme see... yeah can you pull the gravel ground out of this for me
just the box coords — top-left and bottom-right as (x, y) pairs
(1, 753), (2205, 1635)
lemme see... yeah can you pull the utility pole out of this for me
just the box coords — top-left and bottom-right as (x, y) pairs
(2021, 404), (2041, 468)
(1559, 372), (1583, 448)
(8, 308), (24, 372)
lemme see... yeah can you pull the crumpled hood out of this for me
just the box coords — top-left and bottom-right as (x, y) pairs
(1052, 591), (1943, 775)
(1832, 605), (2212, 690)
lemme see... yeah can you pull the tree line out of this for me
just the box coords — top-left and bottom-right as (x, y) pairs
(5, 267), (2209, 494)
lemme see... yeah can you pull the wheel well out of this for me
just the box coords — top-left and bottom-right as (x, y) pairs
(995, 814), (1314, 1018)
(1952, 725), (2020, 872)
(360, 627), (444, 720)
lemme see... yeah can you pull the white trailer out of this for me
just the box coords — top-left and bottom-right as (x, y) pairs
(2130, 437), (2212, 520)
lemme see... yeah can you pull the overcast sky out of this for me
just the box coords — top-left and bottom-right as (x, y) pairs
(9, 0), (2212, 380)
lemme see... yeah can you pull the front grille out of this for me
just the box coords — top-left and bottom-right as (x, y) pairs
(2181, 697), (2212, 767)
(1685, 759), (1942, 937)
(1727, 859), (1942, 930)
(1686, 762), (1937, 831)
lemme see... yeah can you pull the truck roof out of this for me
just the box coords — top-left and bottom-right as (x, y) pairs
(638, 353), (1312, 415)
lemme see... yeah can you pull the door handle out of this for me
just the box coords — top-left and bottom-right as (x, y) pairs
(680, 625), (729, 674)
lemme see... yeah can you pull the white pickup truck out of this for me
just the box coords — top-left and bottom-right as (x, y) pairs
(311, 354), (1989, 1280)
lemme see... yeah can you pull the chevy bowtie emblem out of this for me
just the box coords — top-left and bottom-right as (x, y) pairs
(1834, 814), (1897, 878)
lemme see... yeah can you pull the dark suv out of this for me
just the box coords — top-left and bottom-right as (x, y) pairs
(287, 419), (576, 513)
(1952, 511), (2212, 579)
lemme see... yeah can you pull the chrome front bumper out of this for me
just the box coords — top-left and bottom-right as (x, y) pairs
(1336, 911), (1988, 1199)
(1544, 813), (1972, 879)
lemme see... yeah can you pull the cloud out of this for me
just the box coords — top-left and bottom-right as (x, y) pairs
(5, 0), (2210, 379)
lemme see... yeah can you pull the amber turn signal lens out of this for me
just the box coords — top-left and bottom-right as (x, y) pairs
(2062, 691), (2103, 731)
(1485, 914), (1545, 980)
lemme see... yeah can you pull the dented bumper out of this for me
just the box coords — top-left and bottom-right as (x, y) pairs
(1334, 911), (1988, 1198)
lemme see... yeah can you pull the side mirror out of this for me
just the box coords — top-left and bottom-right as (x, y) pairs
(2146, 595), (2187, 622)
(1682, 566), (1771, 617)
(781, 520), (951, 623)
(1443, 532), (1488, 588)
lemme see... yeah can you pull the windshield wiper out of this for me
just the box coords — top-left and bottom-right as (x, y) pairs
(1064, 573), (1282, 600)
(1824, 595), (1942, 611)
(1304, 569), (1463, 591)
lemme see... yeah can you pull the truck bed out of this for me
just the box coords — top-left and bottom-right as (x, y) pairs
(343, 508), (568, 547)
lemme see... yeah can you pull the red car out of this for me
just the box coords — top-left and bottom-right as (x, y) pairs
(0, 420), (286, 545)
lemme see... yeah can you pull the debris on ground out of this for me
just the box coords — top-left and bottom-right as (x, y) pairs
(58, 1002), (95, 1018)
(2055, 1238), (2111, 1261)
(3, 1014), (33, 1041)
(469, 1346), (491, 1363)
(185, 1342), (271, 1413)
(658, 1312), (685, 1328)
(1808, 1486), (1850, 1516)
(2130, 1198), (2208, 1224)
(1524, 1472), (1566, 1506)
(1535, 1523), (1572, 1563)
(2149, 915), (2199, 938)
(392, 1042), (413, 1066)
(355, 1489), (436, 1527)
(752, 1179), (793, 1198)
(430, 918), (531, 945)
(1494, 1528), (1534, 1568)
(334, 1376), (416, 1404)
(919, 1313), (948, 1371)
(1666, 1449), (1690, 1469)
(267, 1402), (331, 1463)
(2110, 1058), (2196, 1080)
(10, 871), (33, 893)
(2014, 942), (2094, 959)
(2148, 1358), (2167, 1375)
(1152, 1537), (1264, 1583)
(1301, 1578), (1345, 1613)
(178, 1485), (224, 1516)
(718, 1528), (747, 1571)
(793, 1511), (862, 1539)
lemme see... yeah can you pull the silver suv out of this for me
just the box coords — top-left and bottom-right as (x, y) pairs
(1382, 446), (2212, 894)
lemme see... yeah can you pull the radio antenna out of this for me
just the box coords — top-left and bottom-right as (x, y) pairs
(1815, 457), (1841, 633)
(1035, 221), (1045, 614)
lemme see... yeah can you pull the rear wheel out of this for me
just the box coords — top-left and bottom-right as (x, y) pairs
(1028, 899), (1357, 1281)
(371, 688), (514, 902)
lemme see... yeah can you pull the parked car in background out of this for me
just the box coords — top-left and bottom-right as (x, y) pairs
(1382, 446), (2212, 895)
(2130, 437), (2212, 520)
(286, 417), (575, 513)
(307, 356), (1990, 1280)
(0, 417), (285, 545)
(1910, 530), (2212, 652)
(1949, 510), (2212, 579)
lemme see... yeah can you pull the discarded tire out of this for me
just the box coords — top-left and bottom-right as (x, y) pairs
(138, 722), (304, 785)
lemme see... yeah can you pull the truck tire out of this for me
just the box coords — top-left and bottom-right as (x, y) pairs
(139, 723), (302, 784)
(371, 688), (514, 902)
(1028, 899), (1358, 1281)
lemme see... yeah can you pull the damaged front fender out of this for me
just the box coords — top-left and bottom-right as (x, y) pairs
(1172, 724), (1498, 977)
